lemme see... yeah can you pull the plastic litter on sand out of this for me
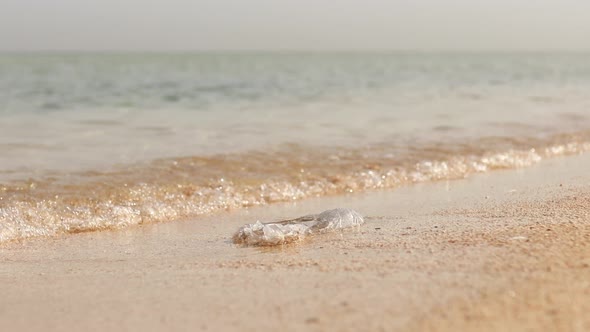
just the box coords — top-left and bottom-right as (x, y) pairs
(232, 208), (365, 246)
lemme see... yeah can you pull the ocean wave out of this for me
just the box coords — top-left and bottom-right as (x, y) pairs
(1, 131), (590, 243)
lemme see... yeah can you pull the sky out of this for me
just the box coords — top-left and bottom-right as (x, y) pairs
(1, 0), (589, 52)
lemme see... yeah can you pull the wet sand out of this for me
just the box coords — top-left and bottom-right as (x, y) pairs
(1, 153), (590, 331)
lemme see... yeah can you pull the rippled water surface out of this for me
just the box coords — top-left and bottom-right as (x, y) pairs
(1, 53), (589, 242)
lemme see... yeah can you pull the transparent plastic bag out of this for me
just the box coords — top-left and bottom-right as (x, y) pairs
(232, 208), (364, 246)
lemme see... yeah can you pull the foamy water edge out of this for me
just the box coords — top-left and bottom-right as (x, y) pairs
(1, 138), (589, 244)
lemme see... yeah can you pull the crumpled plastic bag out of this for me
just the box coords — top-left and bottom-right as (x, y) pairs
(232, 208), (364, 246)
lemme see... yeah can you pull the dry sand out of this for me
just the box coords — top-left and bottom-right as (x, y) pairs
(1, 153), (590, 331)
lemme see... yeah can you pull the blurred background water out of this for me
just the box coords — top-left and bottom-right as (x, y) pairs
(1, 53), (589, 179)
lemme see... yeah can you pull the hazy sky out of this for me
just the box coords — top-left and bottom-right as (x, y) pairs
(1, 0), (589, 51)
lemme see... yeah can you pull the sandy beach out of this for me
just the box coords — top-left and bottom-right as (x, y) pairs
(3, 2), (590, 331)
(2, 153), (590, 332)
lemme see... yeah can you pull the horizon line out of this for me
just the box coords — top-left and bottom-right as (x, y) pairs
(1, 48), (590, 55)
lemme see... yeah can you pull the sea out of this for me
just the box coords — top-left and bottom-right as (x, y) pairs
(1, 53), (589, 243)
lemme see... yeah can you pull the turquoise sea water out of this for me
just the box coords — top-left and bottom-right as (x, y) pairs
(1, 53), (589, 242)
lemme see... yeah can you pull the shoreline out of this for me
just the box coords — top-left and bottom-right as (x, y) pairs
(3, 130), (590, 244)
(2, 153), (590, 331)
